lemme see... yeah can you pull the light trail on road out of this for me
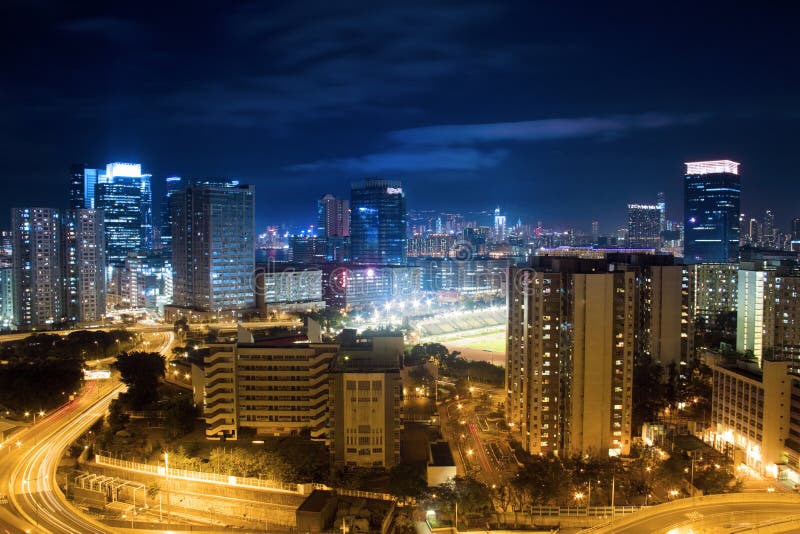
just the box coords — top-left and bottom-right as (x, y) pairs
(0, 329), (174, 533)
(468, 423), (496, 482)
(8, 382), (124, 533)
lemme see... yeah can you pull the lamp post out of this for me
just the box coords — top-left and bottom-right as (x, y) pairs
(164, 452), (171, 519)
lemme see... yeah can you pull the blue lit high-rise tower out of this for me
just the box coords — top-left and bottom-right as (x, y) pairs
(160, 176), (183, 254)
(683, 160), (741, 263)
(350, 178), (407, 265)
(69, 164), (102, 209)
(94, 162), (153, 265)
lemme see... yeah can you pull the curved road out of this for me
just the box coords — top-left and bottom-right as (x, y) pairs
(1, 381), (124, 533)
(0, 331), (174, 534)
(586, 494), (800, 533)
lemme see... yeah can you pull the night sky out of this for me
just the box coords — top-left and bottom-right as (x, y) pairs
(1, 1), (798, 232)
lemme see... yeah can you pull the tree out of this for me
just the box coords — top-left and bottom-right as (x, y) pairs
(424, 477), (492, 529)
(163, 394), (198, 440)
(173, 317), (189, 338)
(515, 455), (572, 507)
(113, 351), (165, 409)
(388, 463), (427, 504)
(693, 462), (741, 494)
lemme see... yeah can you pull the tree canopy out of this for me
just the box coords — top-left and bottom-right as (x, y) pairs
(113, 351), (166, 409)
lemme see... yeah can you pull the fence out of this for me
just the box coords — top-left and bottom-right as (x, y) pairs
(495, 505), (640, 520)
(94, 454), (395, 502)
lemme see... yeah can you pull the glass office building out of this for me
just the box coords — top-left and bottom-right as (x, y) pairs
(69, 164), (102, 209)
(159, 176), (183, 254)
(684, 160), (741, 263)
(94, 163), (153, 265)
(350, 178), (407, 265)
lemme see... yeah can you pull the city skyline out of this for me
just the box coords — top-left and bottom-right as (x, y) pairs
(1, 2), (799, 231)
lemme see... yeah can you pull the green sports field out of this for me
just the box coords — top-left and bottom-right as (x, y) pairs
(450, 331), (507, 353)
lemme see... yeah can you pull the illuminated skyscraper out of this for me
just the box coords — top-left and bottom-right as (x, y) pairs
(791, 218), (800, 251)
(69, 164), (102, 209)
(493, 207), (506, 243)
(95, 163), (153, 265)
(350, 179), (407, 265)
(761, 209), (775, 249)
(159, 176), (183, 254)
(63, 209), (106, 323)
(683, 160), (741, 263)
(318, 194), (350, 238)
(11, 208), (63, 328)
(627, 204), (661, 249)
(170, 180), (255, 315)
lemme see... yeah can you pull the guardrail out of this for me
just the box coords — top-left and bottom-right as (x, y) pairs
(94, 454), (396, 502)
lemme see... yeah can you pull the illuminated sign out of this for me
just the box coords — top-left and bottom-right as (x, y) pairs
(386, 187), (403, 195)
(83, 369), (111, 380)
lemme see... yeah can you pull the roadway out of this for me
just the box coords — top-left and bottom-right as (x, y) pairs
(0, 318), (300, 344)
(586, 494), (800, 533)
(0, 380), (125, 533)
(0, 331), (175, 534)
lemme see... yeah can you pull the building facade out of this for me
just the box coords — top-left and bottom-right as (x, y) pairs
(412, 257), (509, 295)
(11, 208), (63, 329)
(708, 359), (791, 477)
(117, 251), (173, 312)
(318, 194), (350, 238)
(63, 209), (106, 323)
(254, 266), (325, 313)
(737, 263), (800, 363)
(684, 160), (741, 263)
(691, 263), (739, 328)
(170, 180), (255, 314)
(350, 179), (407, 265)
(202, 335), (337, 440)
(321, 264), (421, 311)
(637, 263), (693, 369)
(69, 164), (102, 210)
(0, 267), (14, 329)
(95, 163), (153, 265)
(328, 367), (402, 469)
(159, 176), (183, 255)
(627, 204), (662, 249)
(506, 257), (634, 457)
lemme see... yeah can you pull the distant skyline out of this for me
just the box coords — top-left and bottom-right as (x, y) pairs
(1, 1), (799, 232)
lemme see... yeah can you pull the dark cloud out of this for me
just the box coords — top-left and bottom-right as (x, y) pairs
(59, 16), (143, 41)
(288, 112), (708, 173)
(389, 113), (711, 146)
(288, 148), (508, 173)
